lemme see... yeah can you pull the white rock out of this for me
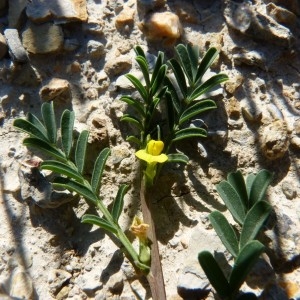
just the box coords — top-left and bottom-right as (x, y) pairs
(75, 269), (102, 296)
(48, 269), (72, 295)
(10, 271), (34, 299)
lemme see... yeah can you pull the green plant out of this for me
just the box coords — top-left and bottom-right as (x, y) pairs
(198, 170), (273, 300)
(13, 102), (150, 273)
(121, 44), (228, 299)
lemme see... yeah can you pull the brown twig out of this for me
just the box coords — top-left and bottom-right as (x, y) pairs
(140, 177), (166, 300)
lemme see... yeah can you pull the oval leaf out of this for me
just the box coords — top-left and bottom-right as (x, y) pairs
(167, 153), (189, 164)
(41, 102), (57, 144)
(216, 181), (246, 225)
(120, 115), (144, 131)
(136, 56), (150, 87)
(81, 214), (117, 234)
(125, 74), (148, 102)
(120, 96), (146, 117)
(27, 113), (47, 137)
(209, 211), (239, 258)
(198, 251), (231, 299)
(229, 241), (265, 295)
(61, 110), (75, 158)
(91, 148), (111, 194)
(75, 130), (89, 174)
(239, 201), (272, 249)
(249, 170), (273, 206)
(227, 171), (248, 210)
(175, 44), (193, 84)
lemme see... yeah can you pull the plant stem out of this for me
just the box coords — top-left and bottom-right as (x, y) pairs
(140, 176), (166, 300)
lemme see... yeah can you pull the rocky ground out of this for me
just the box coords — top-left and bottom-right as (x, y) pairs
(0, 0), (300, 299)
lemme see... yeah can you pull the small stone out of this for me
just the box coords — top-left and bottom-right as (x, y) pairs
(89, 117), (109, 145)
(225, 96), (240, 119)
(82, 20), (104, 35)
(242, 106), (262, 123)
(56, 285), (71, 300)
(260, 120), (289, 160)
(39, 78), (71, 102)
(233, 50), (266, 70)
(8, 0), (27, 28)
(266, 3), (297, 27)
(115, 7), (135, 29)
(104, 55), (132, 76)
(4, 29), (28, 62)
(130, 280), (146, 299)
(0, 33), (8, 59)
(10, 271), (34, 299)
(281, 181), (297, 200)
(293, 118), (300, 135)
(107, 272), (124, 294)
(76, 270), (102, 297)
(140, 12), (182, 42)
(224, 74), (244, 94)
(87, 40), (105, 59)
(26, 0), (88, 23)
(22, 22), (64, 54)
(64, 38), (80, 52)
(48, 269), (72, 295)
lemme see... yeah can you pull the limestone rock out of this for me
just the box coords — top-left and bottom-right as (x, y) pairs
(224, 3), (294, 47)
(281, 181), (297, 200)
(4, 29), (28, 62)
(104, 55), (132, 76)
(39, 78), (71, 102)
(75, 269), (102, 296)
(266, 3), (297, 27)
(48, 269), (72, 295)
(260, 120), (289, 160)
(26, 0), (88, 23)
(233, 49), (266, 70)
(22, 22), (64, 54)
(107, 272), (124, 294)
(139, 12), (182, 42)
(12, 63), (41, 87)
(0, 33), (7, 59)
(115, 7), (135, 29)
(89, 117), (109, 145)
(8, 0), (27, 28)
(10, 271), (34, 299)
(225, 96), (241, 119)
(264, 0), (300, 16)
(224, 74), (244, 94)
(87, 40), (105, 59)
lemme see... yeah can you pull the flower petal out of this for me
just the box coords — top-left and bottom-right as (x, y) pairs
(147, 140), (164, 156)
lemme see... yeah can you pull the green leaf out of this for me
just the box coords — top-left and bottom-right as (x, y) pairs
(81, 214), (117, 234)
(53, 177), (98, 205)
(150, 51), (164, 86)
(91, 148), (111, 195)
(120, 115), (144, 131)
(229, 241), (265, 295)
(134, 45), (146, 58)
(165, 92), (175, 131)
(188, 73), (229, 102)
(27, 113), (47, 137)
(167, 153), (189, 164)
(195, 47), (219, 84)
(246, 174), (255, 199)
(209, 211), (239, 258)
(125, 74), (148, 102)
(61, 110), (75, 158)
(40, 160), (83, 182)
(126, 135), (142, 146)
(173, 127), (207, 142)
(75, 130), (89, 174)
(175, 44), (193, 84)
(14, 119), (49, 142)
(227, 171), (248, 210)
(150, 64), (167, 96)
(168, 58), (187, 97)
(249, 170), (273, 207)
(23, 137), (66, 161)
(136, 56), (150, 87)
(187, 44), (199, 81)
(120, 96), (146, 117)
(239, 201), (272, 249)
(41, 102), (57, 144)
(164, 78), (181, 114)
(216, 181), (246, 225)
(179, 100), (217, 125)
(198, 251), (231, 299)
(111, 184), (128, 222)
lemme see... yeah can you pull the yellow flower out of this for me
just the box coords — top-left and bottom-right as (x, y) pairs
(130, 216), (149, 242)
(135, 140), (168, 164)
